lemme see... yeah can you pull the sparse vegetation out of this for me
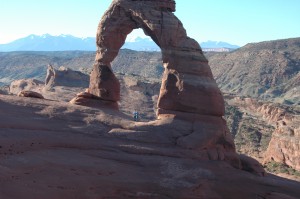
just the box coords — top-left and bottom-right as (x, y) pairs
(225, 104), (243, 138)
(264, 161), (300, 177)
(208, 37), (300, 105)
(224, 102), (274, 160)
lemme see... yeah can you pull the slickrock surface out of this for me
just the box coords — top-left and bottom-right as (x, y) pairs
(1, 94), (300, 199)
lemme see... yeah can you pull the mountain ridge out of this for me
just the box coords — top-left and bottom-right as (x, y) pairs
(201, 40), (240, 49)
(0, 34), (240, 52)
(0, 34), (96, 51)
(208, 37), (300, 105)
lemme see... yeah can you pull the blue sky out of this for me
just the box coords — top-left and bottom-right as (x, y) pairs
(0, 0), (299, 46)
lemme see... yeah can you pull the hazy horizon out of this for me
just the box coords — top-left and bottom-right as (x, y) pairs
(1, 0), (300, 46)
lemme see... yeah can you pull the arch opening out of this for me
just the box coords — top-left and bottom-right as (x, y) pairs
(115, 28), (163, 120)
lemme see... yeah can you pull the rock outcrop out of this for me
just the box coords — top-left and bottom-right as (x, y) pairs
(9, 79), (43, 95)
(45, 64), (56, 88)
(9, 79), (45, 99)
(264, 109), (300, 170)
(70, 89), (119, 110)
(45, 65), (89, 89)
(17, 90), (44, 99)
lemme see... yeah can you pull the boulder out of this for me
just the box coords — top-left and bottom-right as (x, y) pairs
(17, 90), (44, 99)
(70, 89), (118, 110)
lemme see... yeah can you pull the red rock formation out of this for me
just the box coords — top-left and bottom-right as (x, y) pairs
(229, 96), (300, 171)
(72, 0), (265, 175)
(264, 115), (300, 170)
(88, 0), (224, 117)
(70, 89), (118, 110)
(45, 65), (89, 89)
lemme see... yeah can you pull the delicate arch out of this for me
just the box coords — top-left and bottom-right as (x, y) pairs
(89, 0), (225, 117)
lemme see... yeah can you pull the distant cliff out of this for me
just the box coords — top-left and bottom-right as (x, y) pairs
(208, 37), (300, 106)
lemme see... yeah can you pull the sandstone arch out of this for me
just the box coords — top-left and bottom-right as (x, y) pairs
(89, 0), (225, 118)
(69, 0), (267, 176)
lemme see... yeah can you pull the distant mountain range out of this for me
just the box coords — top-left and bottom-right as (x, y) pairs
(122, 37), (160, 51)
(0, 34), (96, 51)
(0, 34), (239, 52)
(201, 41), (240, 50)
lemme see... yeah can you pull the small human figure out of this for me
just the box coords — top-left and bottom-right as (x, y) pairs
(133, 110), (139, 121)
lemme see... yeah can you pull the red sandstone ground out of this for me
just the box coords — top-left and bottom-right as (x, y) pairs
(0, 94), (300, 199)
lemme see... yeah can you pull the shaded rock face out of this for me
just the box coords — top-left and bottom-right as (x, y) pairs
(89, 0), (224, 117)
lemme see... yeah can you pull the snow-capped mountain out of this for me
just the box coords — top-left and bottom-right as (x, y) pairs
(0, 34), (239, 52)
(0, 34), (96, 51)
(200, 40), (240, 49)
(122, 37), (160, 51)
